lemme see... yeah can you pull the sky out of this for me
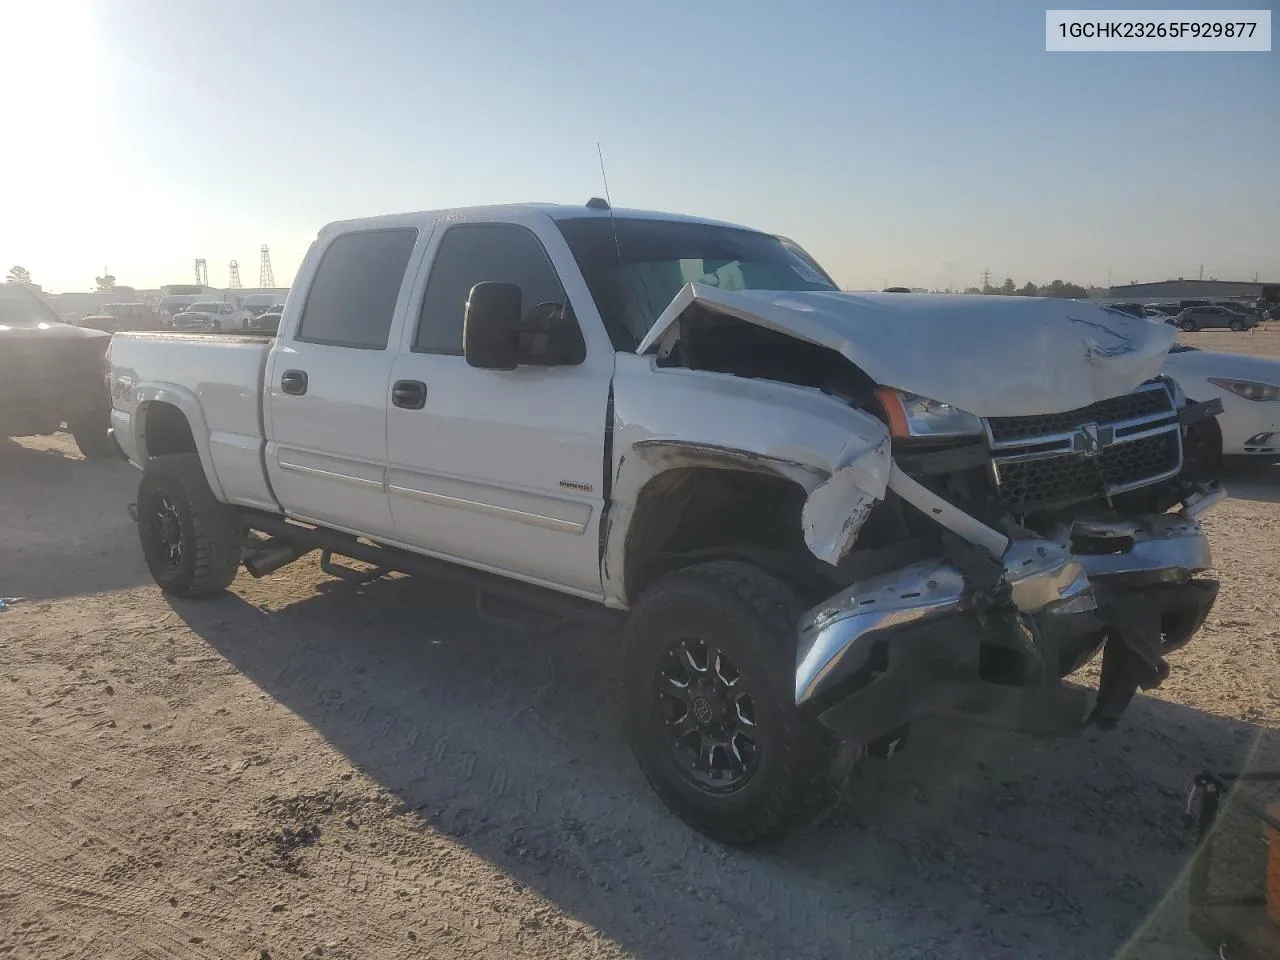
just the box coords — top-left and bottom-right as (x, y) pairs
(1, 0), (1276, 294)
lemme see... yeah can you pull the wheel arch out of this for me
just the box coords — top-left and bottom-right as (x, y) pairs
(133, 385), (228, 501)
(612, 455), (825, 607)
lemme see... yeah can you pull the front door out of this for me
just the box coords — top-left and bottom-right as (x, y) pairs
(385, 221), (612, 598)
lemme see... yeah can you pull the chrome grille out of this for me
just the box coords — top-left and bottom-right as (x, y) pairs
(986, 388), (1176, 447)
(985, 383), (1182, 513)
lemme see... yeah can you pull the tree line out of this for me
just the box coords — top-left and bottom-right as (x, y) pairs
(962, 278), (1091, 299)
(6, 265), (118, 291)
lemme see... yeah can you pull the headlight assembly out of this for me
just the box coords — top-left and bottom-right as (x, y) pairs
(1208, 378), (1280, 402)
(875, 387), (985, 439)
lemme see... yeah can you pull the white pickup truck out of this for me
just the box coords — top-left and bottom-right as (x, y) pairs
(108, 201), (1226, 843)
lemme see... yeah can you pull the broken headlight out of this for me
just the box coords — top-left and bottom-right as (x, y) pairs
(876, 387), (985, 439)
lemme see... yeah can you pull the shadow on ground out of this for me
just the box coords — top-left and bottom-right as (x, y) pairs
(0, 436), (147, 600)
(170, 572), (1271, 960)
(1222, 460), (1280, 504)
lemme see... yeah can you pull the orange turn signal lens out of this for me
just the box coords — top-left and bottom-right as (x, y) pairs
(875, 387), (911, 438)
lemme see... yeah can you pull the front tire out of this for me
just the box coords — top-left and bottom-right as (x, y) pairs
(623, 561), (838, 845)
(136, 453), (241, 597)
(1180, 319), (1198, 332)
(1230, 319), (1245, 332)
(69, 405), (117, 459)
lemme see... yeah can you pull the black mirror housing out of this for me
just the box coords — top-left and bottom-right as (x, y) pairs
(464, 282), (522, 370)
(465, 284), (586, 370)
(520, 301), (586, 367)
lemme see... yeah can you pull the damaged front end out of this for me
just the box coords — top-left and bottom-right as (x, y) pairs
(625, 281), (1226, 744)
(795, 379), (1225, 745)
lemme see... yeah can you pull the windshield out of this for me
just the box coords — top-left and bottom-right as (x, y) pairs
(555, 217), (838, 351)
(0, 286), (62, 327)
(188, 302), (221, 312)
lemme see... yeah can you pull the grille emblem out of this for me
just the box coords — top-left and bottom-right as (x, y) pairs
(1072, 422), (1114, 457)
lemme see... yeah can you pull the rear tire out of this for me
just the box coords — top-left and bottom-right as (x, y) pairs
(623, 561), (840, 845)
(69, 405), (117, 459)
(136, 453), (240, 597)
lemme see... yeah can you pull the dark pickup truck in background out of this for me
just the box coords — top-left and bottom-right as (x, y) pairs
(0, 283), (117, 458)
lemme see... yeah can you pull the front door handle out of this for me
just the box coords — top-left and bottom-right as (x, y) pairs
(391, 379), (427, 410)
(281, 369), (308, 395)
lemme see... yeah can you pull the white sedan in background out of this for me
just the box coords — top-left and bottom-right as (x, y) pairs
(1163, 344), (1280, 461)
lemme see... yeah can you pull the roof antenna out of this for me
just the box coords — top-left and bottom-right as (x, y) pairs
(596, 142), (622, 265)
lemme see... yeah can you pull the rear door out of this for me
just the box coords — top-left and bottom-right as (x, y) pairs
(384, 218), (612, 598)
(264, 227), (420, 537)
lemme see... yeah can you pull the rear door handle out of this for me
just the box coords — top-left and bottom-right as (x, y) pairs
(391, 379), (427, 410)
(281, 369), (308, 395)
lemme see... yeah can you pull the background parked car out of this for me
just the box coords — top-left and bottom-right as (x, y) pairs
(1162, 343), (1280, 462)
(246, 303), (283, 333)
(1214, 300), (1262, 321)
(76, 302), (160, 334)
(1174, 305), (1258, 332)
(172, 300), (245, 332)
(241, 292), (286, 321)
(157, 294), (208, 322)
(1105, 302), (1147, 318)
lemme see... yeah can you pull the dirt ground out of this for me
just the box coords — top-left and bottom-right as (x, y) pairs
(2, 328), (1278, 960)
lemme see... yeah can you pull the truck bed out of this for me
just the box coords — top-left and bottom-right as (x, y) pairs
(109, 332), (278, 511)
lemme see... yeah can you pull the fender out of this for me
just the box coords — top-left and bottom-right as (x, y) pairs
(131, 383), (229, 502)
(604, 354), (892, 605)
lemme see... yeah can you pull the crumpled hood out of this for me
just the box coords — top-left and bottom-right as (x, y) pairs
(637, 285), (1178, 417)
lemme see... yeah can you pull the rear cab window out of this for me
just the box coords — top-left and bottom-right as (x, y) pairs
(296, 228), (419, 349)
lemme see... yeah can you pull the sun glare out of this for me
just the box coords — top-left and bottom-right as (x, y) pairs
(0, 1), (103, 136)
(0, 0), (110, 286)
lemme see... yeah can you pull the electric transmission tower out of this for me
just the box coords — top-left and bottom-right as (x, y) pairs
(228, 260), (242, 289)
(194, 258), (208, 287)
(259, 245), (275, 288)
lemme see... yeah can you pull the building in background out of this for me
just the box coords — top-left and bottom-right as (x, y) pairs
(1107, 279), (1279, 303)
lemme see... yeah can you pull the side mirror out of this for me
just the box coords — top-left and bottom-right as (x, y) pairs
(464, 282), (521, 370)
(464, 284), (587, 370)
(520, 301), (586, 367)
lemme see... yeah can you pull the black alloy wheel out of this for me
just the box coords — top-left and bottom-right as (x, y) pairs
(653, 636), (760, 793)
(148, 489), (185, 575)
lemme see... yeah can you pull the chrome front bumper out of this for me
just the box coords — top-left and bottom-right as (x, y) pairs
(796, 539), (1095, 706)
(795, 513), (1215, 719)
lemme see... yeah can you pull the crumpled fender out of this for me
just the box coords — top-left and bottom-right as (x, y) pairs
(605, 354), (891, 605)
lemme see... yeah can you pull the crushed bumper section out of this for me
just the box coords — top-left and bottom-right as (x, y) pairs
(796, 513), (1217, 744)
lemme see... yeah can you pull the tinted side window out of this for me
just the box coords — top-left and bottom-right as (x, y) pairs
(297, 228), (418, 349)
(416, 223), (567, 354)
